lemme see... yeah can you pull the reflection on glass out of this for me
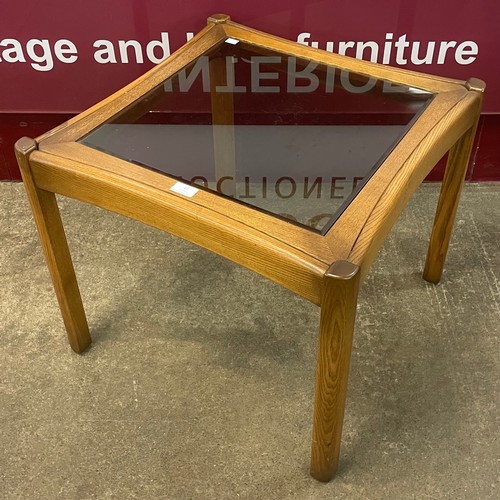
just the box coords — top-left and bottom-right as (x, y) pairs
(80, 39), (433, 234)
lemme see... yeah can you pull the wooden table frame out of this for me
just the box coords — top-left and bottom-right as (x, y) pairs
(15, 14), (484, 482)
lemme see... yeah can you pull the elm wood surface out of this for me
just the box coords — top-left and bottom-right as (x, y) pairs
(15, 14), (485, 483)
(424, 79), (485, 284)
(310, 260), (360, 481)
(15, 137), (90, 353)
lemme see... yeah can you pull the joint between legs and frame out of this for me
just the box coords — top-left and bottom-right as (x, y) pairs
(207, 14), (231, 25)
(465, 78), (486, 93)
(15, 137), (38, 160)
(325, 260), (360, 281)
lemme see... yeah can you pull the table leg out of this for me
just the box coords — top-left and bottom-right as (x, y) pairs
(210, 55), (236, 197)
(15, 137), (91, 353)
(423, 79), (484, 284)
(423, 124), (478, 284)
(310, 260), (360, 482)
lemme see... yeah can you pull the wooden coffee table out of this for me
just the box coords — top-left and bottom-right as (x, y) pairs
(15, 14), (484, 482)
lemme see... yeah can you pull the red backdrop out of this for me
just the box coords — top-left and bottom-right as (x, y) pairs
(1, 0), (499, 179)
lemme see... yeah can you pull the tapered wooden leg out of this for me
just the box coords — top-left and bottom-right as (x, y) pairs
(422, 128), (476, 283)
(310, 260), (360, 482)
(423, 80), (484, 284)
(15, 137), (91, 353)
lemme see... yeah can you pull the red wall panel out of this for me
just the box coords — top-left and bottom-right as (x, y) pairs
(1, 1), (498, 180)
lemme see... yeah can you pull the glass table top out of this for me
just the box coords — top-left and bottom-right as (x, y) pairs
(80, 38), (434, 234)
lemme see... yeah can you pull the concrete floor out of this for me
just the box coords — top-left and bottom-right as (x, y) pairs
(1, 181), (499, 499)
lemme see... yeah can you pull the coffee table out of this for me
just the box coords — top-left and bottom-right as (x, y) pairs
(15, 14), (484, 482)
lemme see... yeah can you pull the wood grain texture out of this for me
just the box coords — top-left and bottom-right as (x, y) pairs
(310, 261), (360, 482)
(37, 141), (339, 266)
(221, 21), (463, 93)
(343, 90), (482, 281)
(423, 80), (485, 283)
(35, 14), (483, 283)
(323, 89), (465, 269)
(36, 22), (225, 146)
(15, 138), (91, 353)
(28, 150), (328, 306)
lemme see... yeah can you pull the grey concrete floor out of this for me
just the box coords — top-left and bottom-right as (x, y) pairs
(1, 181), (499, 499)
